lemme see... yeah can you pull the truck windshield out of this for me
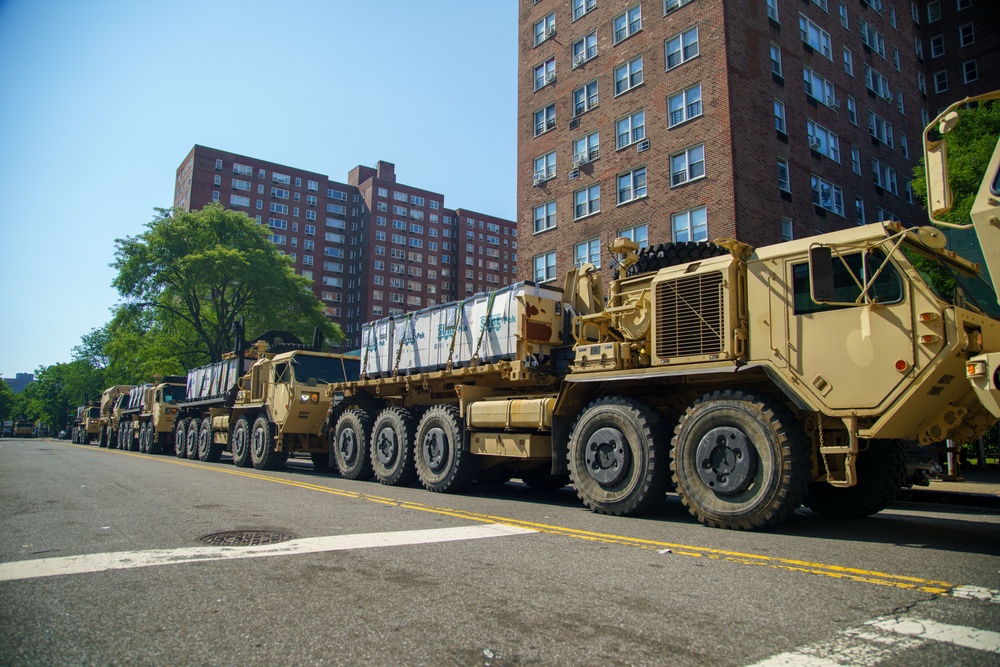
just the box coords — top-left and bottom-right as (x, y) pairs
(290, 355), (353, 385)
(902, 243), (1000, 319)
(161, 385), (187, 403)
(88, 408), (100, 418)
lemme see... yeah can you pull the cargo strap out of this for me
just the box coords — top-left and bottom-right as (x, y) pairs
(392, 314), (413, 378)
(470, 290), (497, 368)
(445, 300), (467, 371)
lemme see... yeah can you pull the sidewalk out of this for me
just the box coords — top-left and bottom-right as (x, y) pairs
(898, 467), (1000, 510)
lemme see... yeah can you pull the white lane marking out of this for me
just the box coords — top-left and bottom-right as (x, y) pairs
(867, 617), (1000, 654)
(0, 523), (535, 583)
(951, 585), (1000, 604)
(745, 615), (1000, 666)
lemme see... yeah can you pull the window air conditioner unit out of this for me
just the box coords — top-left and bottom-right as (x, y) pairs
(569, 117), (580, 130)
(574, 53), (586, 66)
(545, 72), (556, 84)
(533, 173), (544, 186)
(573, 154), (587, 167)
(569, 169), (580, 180)
(546, 26), (556, 38)
(831, 102), (841, 112)
(637, 139), (650, 153)
(809, 139), (822, 150)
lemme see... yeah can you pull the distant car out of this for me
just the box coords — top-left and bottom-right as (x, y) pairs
(59, 430), (67, 440)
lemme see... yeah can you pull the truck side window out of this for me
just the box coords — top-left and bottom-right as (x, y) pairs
(274, 363), (290, 383)
(792, 250), (903, 315)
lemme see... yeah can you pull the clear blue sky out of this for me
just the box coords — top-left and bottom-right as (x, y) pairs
(0, 0), (518, 379)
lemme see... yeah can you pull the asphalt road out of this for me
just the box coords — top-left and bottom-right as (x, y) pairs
(1, 437), (998, 666)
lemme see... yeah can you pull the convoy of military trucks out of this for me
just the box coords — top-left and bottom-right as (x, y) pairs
(56, 93), (1000, 530)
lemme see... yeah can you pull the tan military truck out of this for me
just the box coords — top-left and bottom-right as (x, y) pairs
(175, 327), (359, 469)
(98, 385), (133, 448)
(71, 405), (101, 444)
(132, 376), (187, 455)
(325, 94), (1000, 530)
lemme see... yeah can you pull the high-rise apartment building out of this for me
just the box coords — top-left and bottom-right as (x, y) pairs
(516, 0), (997, 283)
(174, 146), (517, 348)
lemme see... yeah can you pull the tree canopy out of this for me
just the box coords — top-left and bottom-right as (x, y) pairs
(111, 204), (341, 367)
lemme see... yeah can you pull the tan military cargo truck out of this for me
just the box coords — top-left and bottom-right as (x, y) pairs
(325, 93), (1000, 530)
(98, 385), (133, 448)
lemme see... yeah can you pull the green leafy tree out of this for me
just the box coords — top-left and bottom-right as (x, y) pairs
(0, 378), (15, 422)
(111, 204), (341, 367)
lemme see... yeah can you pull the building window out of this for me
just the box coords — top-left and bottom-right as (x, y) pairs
(665, 26), (699, 70)
(212, 191), (219, 202)
(897, 90), (905, 115)
(534, 202), (556, 234)
(959, 23), (975, 47)
(893, 46), (900, 71)
(812, 0), (829, 10)
(917, 71), (927, 94)
(851, 145), (861, 175)
(927, 1), (941, 23)
(672, 206), (708, 242)
(900, 134), (909, 159)
(889, 4), (897, 28)
(843, 48), (854, 76)
(929, 35), (945, 58)
(573, 131), (600, 164)
(533, 251), (557, 282)
(934, 70), (948, 94)
(860, 20), (887, 58)
(864, 64), (892, 100)
(618, 224), (648, 249)
(613, 5), (642, 44)
(868, 111), (895, 148)
(213, 174), (221, 186)
(534, 104), (556, 137)
(964, 60), (979, 84)
(534, 58), (555, 91)
(616, 110), (645, 149)
(668, 84), (702, 127)
(614, 56), (644, 95)
(957, 0), (972, 9)
(572, 32), (598, 66)
(838, 2), (848, 28)
(574, 239), (602, 269)
(617, 167), (648, 204)
(803, 67), (837, 107)
(778, 159), (790, 192)
(811, 175), (844, 215)
(872, 159), (899, 195)
(905, 179), (914, 204)
(574, 185), (601, 219)
(215, 158), (223, 170)
(910, 2), (919, 24)
(767, 0), (779, 21)
(670, 144), (706, 186)
(534, 12), (555, 46)
(799, 15), (833, 59)
(770, 44), (783, 77)
(807, 120), (840, 162)
(915, 36), (924, 60)
(774, 99), (787, 133)
(533, 151), (556, 183)
(573, 80), (599, 115)
(573, 0), (597, 20)
(781, 218), (794, 242)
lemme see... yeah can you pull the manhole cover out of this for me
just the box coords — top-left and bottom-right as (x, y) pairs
(199, 530), (295, 547)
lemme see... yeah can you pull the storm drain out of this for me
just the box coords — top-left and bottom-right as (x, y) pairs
(198, 530), (295, 547)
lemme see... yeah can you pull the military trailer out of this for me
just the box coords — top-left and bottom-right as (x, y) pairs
(175, 327), (359, 469)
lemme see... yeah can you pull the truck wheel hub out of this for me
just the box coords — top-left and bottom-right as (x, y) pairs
(375, 428), (398, 465)
(585, 427), (630, 485)
(422, 427), (448, 472)
(338, 430), (358, 463)
(695, 427), (757, 495)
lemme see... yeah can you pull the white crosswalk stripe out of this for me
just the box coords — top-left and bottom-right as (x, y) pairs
(0, 523), (536, 582)
(745, 615), (999, 666)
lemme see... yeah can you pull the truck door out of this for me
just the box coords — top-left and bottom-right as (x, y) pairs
(785, 249), (913, 411)
(272, 362), (291, 424)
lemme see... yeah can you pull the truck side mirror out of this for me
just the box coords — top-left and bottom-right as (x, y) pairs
(809, 246), (836, 302)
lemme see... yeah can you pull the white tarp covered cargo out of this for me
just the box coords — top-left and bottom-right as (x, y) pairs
(360, 281), (563, 377)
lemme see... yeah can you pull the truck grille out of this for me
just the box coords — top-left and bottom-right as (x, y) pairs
(655, 271), (724, 360)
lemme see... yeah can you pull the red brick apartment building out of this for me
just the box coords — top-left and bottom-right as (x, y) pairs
(174, 147), (517, 348)
(517, 0), (998, 283)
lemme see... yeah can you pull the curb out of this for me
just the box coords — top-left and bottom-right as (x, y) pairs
(897, 488), (1000, 511)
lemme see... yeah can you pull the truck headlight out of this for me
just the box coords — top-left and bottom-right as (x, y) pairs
(300, 392), (320, 404)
